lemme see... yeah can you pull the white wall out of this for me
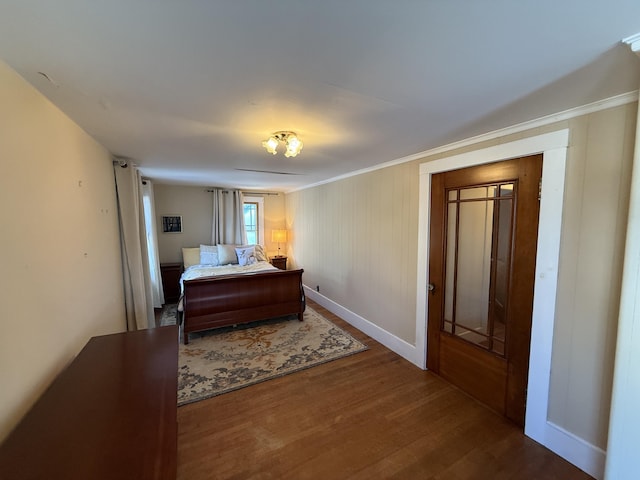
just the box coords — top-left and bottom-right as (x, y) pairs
(0, 60), (126, 441)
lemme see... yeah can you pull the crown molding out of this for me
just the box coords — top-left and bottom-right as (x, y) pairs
(289, 90), (639, 193)
(623, 32), (640, 55)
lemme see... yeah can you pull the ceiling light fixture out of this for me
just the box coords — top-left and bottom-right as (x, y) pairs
(262, 131), (303, 158)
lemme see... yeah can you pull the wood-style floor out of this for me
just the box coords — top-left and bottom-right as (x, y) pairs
(176, 300), (592, 480)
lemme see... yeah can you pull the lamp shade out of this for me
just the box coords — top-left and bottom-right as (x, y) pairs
(262, 136), (278, 155)
(271, 229), (287, 243)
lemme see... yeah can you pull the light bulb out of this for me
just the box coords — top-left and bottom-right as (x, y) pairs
(262, 136), (278, 155)
(284, 134), (303, 157)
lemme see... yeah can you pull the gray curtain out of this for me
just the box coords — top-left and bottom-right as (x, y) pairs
(113, 162), (154, 330)
(211, 188), (247, 245)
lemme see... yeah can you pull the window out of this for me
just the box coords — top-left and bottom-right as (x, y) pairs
(243, 202), (258, 245)
(243, 196), (264, 245)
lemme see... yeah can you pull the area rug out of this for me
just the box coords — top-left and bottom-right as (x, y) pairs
(174, 307), (368, 406)
(160, 304), (178, 327)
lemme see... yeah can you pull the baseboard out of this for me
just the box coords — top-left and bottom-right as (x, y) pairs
(304, 286), (422, 367)
(528, 420), (606, 479)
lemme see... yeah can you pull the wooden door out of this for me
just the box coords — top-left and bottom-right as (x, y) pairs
(427, 154), (542, 426)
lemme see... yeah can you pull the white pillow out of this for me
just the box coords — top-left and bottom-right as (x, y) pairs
(181, 247), (201, 269)
(199, 244), (219, 266)
(254, 244), (268, 262)
(236, 244), (267, 262)
(235, 246), (258, 266)
(217, 244), (239, 265)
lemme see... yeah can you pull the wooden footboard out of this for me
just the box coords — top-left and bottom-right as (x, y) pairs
(182, 268), (305, 344)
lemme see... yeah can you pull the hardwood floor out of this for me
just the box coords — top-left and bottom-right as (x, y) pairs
(177, 300), (592, 479)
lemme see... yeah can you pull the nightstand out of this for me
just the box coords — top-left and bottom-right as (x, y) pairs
(270, 256), (287, 270)
(160, 263), (183, 303)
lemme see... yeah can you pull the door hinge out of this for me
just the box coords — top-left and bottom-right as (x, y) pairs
(538, 179), (542, 201)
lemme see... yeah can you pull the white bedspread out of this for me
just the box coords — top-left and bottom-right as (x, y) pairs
(180, 261), (278, 289)
(177, 261), (279, 312)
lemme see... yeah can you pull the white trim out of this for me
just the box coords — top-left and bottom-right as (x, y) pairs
(541, 421), (606, 479)
(416, 129), (602, 478)
(523, 147), (567, 438)
(289, 91), (637, 194)
(304, 286), (420, 365)
(623, 32), (640, 54)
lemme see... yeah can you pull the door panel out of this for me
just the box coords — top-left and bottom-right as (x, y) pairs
(439, 334), (507, 414)
(427, 154), (542, 426)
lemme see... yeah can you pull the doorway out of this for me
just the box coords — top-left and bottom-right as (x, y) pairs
(415, 130), (570, 465)
(427, 155), (542, 427)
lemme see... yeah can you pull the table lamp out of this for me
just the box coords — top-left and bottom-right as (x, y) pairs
(271, 229), (287, 257)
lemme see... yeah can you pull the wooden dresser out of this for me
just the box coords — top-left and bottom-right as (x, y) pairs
(0, 326), (179, 480)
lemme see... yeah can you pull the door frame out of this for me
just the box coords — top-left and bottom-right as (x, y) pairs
(416, 129), (568, 441)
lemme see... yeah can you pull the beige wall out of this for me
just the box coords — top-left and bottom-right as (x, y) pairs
(549, 104), (636, 446)
(285, 101), (637, 450)
(154, 185), (213, 263)
(154, 185), (285, 263)
(0, 61), (126, 441)
(263, 193), (287, 257)
(286, 162), (419, 342)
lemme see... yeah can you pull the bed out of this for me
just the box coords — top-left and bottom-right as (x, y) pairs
(177, 244), (305, 344)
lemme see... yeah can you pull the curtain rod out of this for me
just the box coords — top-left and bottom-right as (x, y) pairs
(205, 189), (280, 196)
(112, 155), (137, 168)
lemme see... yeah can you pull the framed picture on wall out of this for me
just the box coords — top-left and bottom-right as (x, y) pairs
(162, 215), (182, 233)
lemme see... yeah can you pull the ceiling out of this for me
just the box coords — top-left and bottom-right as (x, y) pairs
(1, 1), (639, 191)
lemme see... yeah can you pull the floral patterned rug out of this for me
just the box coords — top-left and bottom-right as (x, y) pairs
(160, 304), (178, 327)
(165, 306), (368, 406)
